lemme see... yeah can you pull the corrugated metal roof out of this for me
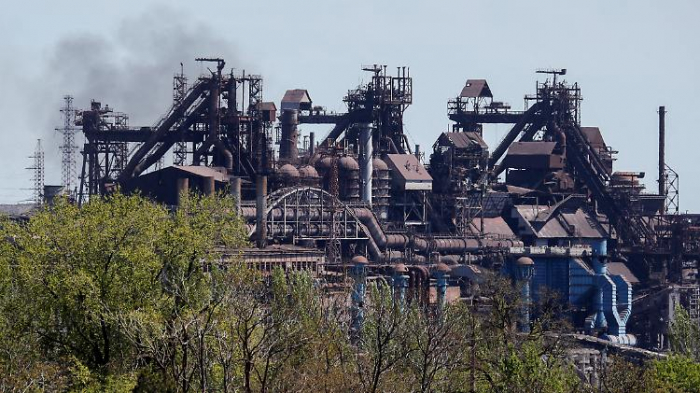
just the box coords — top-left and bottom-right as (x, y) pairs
(513, 204), (606, 239)
(470, 217), (515, 237)
(460, 79), (493, 98)
(385, 154), (433, 183)
(441, 132), (488, 149)
(281, 89), (312, 104)
(507, 141), (557, 156)
(560, 211), (605, 238)
(173, 165), (229, 182)
(607, 262), (640, 284)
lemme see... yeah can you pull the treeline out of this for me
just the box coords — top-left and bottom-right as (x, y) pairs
(0, 194), (699, 392)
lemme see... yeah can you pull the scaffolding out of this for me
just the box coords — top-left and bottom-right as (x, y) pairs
(172, 64), (189, 166)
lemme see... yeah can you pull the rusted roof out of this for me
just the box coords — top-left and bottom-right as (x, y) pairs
(470, 217), (516, 238)
(607, 262), (640, 284)
(440, 132), (488, 149)
(460, 79), (493, 98)
(281, 89), (312, 104)
(507, 141), (557, 156)
(580, 127), (606, 149)
(256, 101), (277, 111)
(173, 165), (229, 182)
(384, 154), (433, 190)
(513, 203), (607, 239)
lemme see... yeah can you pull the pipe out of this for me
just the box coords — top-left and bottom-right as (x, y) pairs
(360, 123), (373, 205)
(392, 268), (409, 312)
(547, 120), (567, 160)
(230, 176), (241, 214)
(256, 175), (267, 248)
(592, 241), (608, 332)
(133, 98), (209, 177)
(121, 79), (207, 181)
(489, 101), (543, 170)
(213, 138), (234, 171)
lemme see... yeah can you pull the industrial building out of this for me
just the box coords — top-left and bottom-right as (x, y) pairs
(61, 59), (700, 351)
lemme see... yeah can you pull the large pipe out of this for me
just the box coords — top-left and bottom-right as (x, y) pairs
(489, 101), (542, 170)
(360, 123), (373, 205)
(659, 106), (667, 202)
(256, 175), (267, 248)
(230, 176), (241, 213)
(120, 80), (207, 181)
(133, 98), (209, 177)
(280, 109), (299, 164)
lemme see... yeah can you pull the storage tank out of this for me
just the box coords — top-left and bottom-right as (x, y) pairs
(338, 156), (360, 201)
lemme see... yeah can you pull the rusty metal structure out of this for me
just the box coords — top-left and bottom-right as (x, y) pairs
(71, 60), (700, 350)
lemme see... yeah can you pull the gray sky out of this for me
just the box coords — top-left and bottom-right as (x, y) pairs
(1, 0), (698, 210)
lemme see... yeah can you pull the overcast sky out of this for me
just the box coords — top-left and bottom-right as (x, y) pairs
(1, 0), (698, 210)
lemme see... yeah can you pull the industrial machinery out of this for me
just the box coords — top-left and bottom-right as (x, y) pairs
(71, 60), (700, 350)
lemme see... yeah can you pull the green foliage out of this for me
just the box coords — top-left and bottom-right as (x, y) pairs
(669, 305), (700, 360)
(648, 355), (700, 393)
(5, 192), (700, 392)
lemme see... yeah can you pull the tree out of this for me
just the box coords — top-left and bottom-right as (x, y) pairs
(355, 284), (412, 393)
(0, 192), (249, 391)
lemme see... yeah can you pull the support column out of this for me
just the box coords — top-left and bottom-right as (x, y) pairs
(203, 176), (215, 196)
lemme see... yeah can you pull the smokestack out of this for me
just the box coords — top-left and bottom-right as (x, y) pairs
(659, 106), (667, 202)
(280, 109), (299, 164)
(256, 175), (268, 248)
(360, 123), (373, 205)
(414, 144), (420, 161)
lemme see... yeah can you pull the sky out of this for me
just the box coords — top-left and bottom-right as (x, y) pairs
(0, 0), (698, 210)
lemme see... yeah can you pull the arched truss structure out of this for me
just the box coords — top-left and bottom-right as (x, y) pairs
(247, 187), (371, 243)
